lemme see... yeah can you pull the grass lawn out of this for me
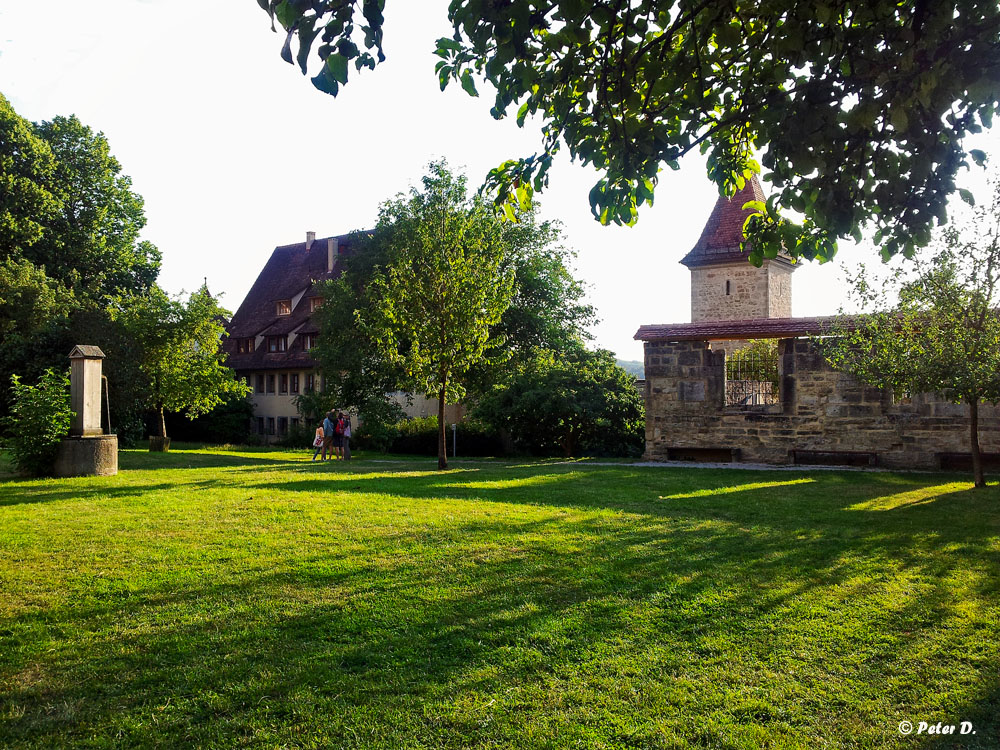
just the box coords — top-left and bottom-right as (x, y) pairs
(1, 446), (998, 749)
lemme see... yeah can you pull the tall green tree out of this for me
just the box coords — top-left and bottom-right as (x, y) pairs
(118, 285), (250, 445)
(824, 187), (1000, 488)
(258, 1), (1000, 263)
(32, 115), (160, 298)
(0, 93), (59, 257)
(312, 178), (593, 451)
(0, 96), (162, 439)
(365, 162), (515, 469)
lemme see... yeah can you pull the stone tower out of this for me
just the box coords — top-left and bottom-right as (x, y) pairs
(681, 175), (795, 323)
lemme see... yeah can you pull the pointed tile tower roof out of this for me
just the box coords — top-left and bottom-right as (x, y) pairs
(680, 175), (789, 267)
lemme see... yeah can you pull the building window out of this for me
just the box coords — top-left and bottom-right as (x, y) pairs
(267, 336), (287, 353)
(256, 416), (264, 434)
(267, 417), (275, 435)
(255, 374), (265, 394)
(280, 373), (288, 394)
(306, 334), (319, 350)
(276, 300), (292, 316)
(290, 373), (299, 394)
(266, 374), (275, 394)
(305, 374), (315, 393)
(309, 297), (322, 312)
(277, 417), (288, 436)
(237, 337), (256, 353)
(291, 417), (300, 429)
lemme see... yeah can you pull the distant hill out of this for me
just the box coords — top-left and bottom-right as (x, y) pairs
(616, 359), (644, 379)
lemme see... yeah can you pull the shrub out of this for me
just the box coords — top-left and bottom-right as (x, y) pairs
(3, 369), (73, 476)
(385, 416), (504, 457)
(165, 393), (254, 444)
(474, 348), (644, 458)
(353, 418), (399, 453)
(277, 422), (315, 449)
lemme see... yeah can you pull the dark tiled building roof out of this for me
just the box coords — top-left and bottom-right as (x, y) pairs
(680, 175), (793, 268)
(224, 232), (360, 372)
(634, 315), (850, 341)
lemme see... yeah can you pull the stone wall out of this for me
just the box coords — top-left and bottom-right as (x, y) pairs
(644, 338), (1000, 469)
(689, 259), (793, 323)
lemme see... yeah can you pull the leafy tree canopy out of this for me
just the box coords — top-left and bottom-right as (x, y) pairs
(313, 167), (594, 426)
(365, 162), (516, 468)
(0, 93), (59, 257)
(0, 95), (163, 440)
(32, 115), (161, 299)
(258, 0), (1000, 264)
(117, 285), (250, 441)
(823, 182), (1000, 487)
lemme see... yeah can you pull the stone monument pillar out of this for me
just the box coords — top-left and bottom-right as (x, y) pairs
(54, 345), (118, 477)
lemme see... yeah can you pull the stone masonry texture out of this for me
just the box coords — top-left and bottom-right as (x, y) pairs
(643, 339), (999, 469)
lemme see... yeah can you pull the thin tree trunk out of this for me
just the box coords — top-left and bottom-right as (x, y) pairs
(562, 429), (574, 458)
(158, 405), (167, 439)
(438, 385), (448, 470)
(970, 398), (984, 488)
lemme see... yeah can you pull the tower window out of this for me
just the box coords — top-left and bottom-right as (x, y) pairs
(725, 280), (731, 296)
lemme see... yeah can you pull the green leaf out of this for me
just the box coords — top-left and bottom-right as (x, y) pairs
(327, 53), (349, 85)
(460, 70), (479, 97)
(959, 188), (975, 206)
(274, 0), (301, 29)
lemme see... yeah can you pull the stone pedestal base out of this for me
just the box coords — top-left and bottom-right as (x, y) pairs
(54, 435), (118, 477)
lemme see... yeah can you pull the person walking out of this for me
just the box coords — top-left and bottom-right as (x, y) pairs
(311, 422), (325, 461)
(322, 411), (335, 461)
(342, 414), (352, 461)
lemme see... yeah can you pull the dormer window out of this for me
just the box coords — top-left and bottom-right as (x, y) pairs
(267, 335), (287, 353)
(309, 297), (322, 312)
(236, 337), (255, 354)
(276, 300), (292, 316)
(304, 334), (318, 351)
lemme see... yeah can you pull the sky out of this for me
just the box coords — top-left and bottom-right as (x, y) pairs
(1, 0), (996, 361)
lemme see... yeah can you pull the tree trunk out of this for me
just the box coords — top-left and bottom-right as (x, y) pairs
(562, 429), (574, 458)
(437, 385), (448, 470)
(970, 398), (985, 488)
(149, 404), (171, 452)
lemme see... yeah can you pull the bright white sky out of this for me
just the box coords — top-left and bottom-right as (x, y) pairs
(1, 0), (996, 360)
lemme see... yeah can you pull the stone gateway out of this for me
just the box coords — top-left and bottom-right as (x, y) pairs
(635, 178), (998, 469)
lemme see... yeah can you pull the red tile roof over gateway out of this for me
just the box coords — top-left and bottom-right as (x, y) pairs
(224, 232), (361, 371)
(634, 315), (846, 342)
(679, 174), (793, 268)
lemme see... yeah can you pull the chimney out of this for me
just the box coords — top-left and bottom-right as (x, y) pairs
(306, 231), (316, 250)
(327, 237), (339, 272)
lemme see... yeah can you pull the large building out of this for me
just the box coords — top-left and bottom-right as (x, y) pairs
(225, 231), (462, 440)
(635, 177), (999, 469)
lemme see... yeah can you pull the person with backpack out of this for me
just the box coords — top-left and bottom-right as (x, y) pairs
(333, 411), (346, 460)
(322, 411), (336, 461)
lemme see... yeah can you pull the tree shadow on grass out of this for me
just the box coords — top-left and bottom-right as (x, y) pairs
(118, 450), (309, 471)
(1, 465), (998, 747)
(0, 478), (225, 508)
